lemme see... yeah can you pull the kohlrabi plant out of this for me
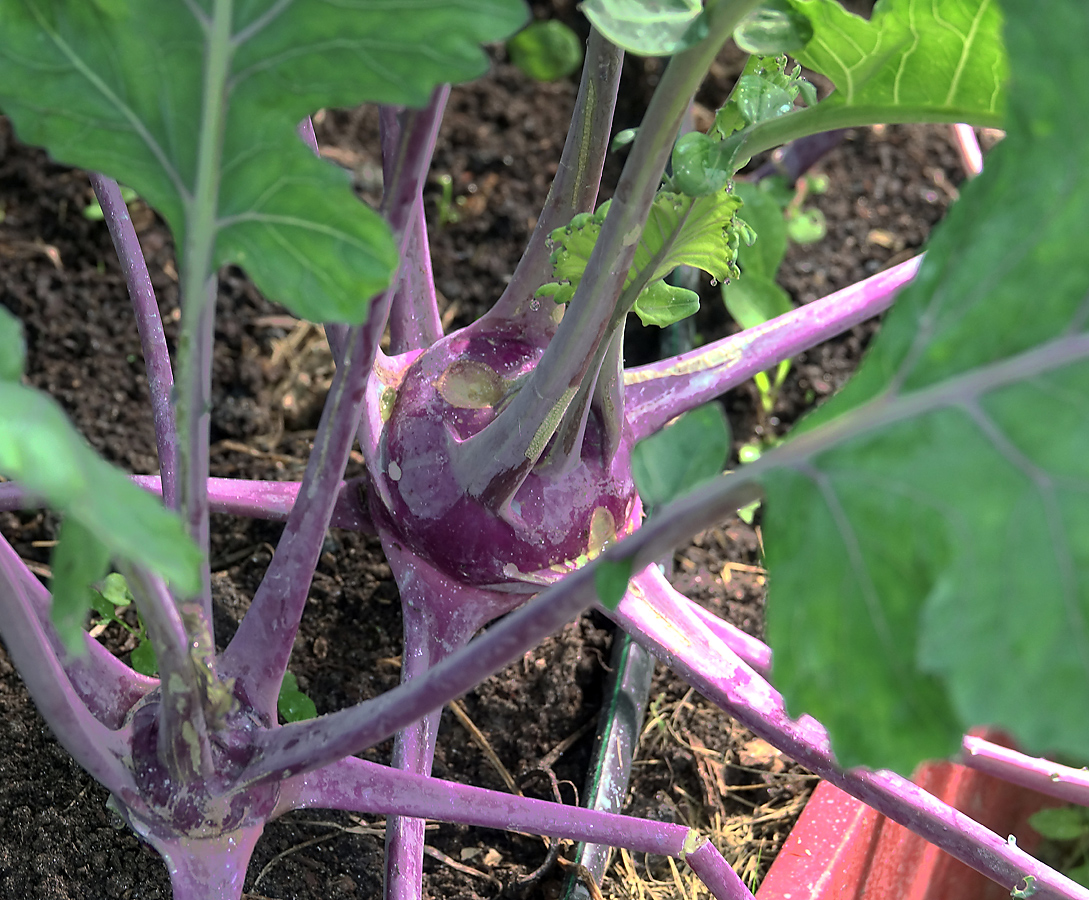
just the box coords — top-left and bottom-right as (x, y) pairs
(1, 0), (1088, 899)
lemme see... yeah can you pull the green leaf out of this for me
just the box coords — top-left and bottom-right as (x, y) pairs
(734, 74), (796, 125)
(785, 205), (826, 243)
(782, 0), (1008, 128)
(508, 20), (583, 81)
(278, 671), (318, 722)
(1066, 864), (1089, 890)
(731, 181), (787, 279)
(632, 281), (701, 327)
(539, 190), (744, 316)
(723, 274), (793, 332)
(594, 557), (634, 610)
(632, 404), (730, 509)
(734, 0), (813, 55)
(0, 381), (202, 596)
(1028, 807), (1089, 842)
(98, 571), (134, 608)
(130, 638), (158, 677)
(49, 518), (111, 653)
(582, 0), (708, 56)
(0, 306), (26, 381)
(760, 0), (1089, 772)
(0, 0), (526, 323)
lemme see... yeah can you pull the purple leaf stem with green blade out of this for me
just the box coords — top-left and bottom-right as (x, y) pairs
(1, 0), (1087, 898)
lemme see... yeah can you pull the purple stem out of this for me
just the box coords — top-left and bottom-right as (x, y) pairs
(637, 566), (1089, 808)
(631, 563), (771, 675)
(388, 195), (444, 355)
(218, 322), (377, 719)
(131, 825), (264, 900)
(745, 129), (847, 185)
(125, 564), (214, 782)
(952, 123), (984, 178)
(125, 475), (374, 531)
(380, 533), (523, 900)
(296, 115), (319, 155)
(960, 736), (1089, 806)
(240, 476), (763, 784)
(484, 28), (624, 329)
(457, 4), (754, 505)
(0, 538), (136, 797)
(88, 173), (179, 510)
(610, 566), (1089, 900)
(624, 254), (923, 440)
(0, 532), (155, 727)
(183, 286), (216, 626)
(275, 756), (755, 900)
(221, 91), (448, 719)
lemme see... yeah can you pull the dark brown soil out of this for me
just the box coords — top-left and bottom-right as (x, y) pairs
(0, 32), (972, 900)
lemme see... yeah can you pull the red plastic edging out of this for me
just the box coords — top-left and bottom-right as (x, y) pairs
(756, 732), (1061, 900)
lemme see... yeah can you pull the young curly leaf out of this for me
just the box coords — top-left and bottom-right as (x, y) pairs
(730, 181), (786, 279)
(734, 0), (813, 54)
(632, 403), (730, 509)
(539, 190), (743, 327)
(0, 382), (202, 597)
(582, 0), (708, 56)
(0, 0), (526, 323)
(50, 518), (111, 654)
(760, 0), (1089, 773)
(780, 0), (1008, 130)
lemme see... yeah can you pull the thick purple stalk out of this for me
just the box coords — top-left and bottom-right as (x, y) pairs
(388, 196), (444, 355)
(379, 534), (522, 900)
(275, 756), (755, 900)
(218, 322), (378, 718)
(382, 87), (448, 356)
(182, 287), (216, 626)
(484, 28), (623, 329)
(624, 254), (923, 440)
(126, 475), (374, 531)
(221, 90), (449, 718)
(456, 3), (759, 507)
(131, 825), (264, 900)
(960, 736), (1089, 806)
(746, 129), (847, 185)
(0, 532), (155, 726)
(632, 563), (771, 675)
(952, 123), (984, 177)
(124, 565), (214, 782)
(240, 479), (764, 783)
(610, 566), (1089, 900)
(88, 173), (179, 510)
(0, 539), (135, 797)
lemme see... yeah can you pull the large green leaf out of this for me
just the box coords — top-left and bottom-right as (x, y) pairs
(0, 382), (202, 598)
(761, 0), (1089, 772)
(791, 0), (1007, 123)
(0, 0), (526, 322)
(738, 0), (1008, 158)
(632, 403), (730, 509)
(582, 0), (708, 56)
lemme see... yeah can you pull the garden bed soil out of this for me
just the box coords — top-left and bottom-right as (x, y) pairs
(0, 36), (971, 900)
